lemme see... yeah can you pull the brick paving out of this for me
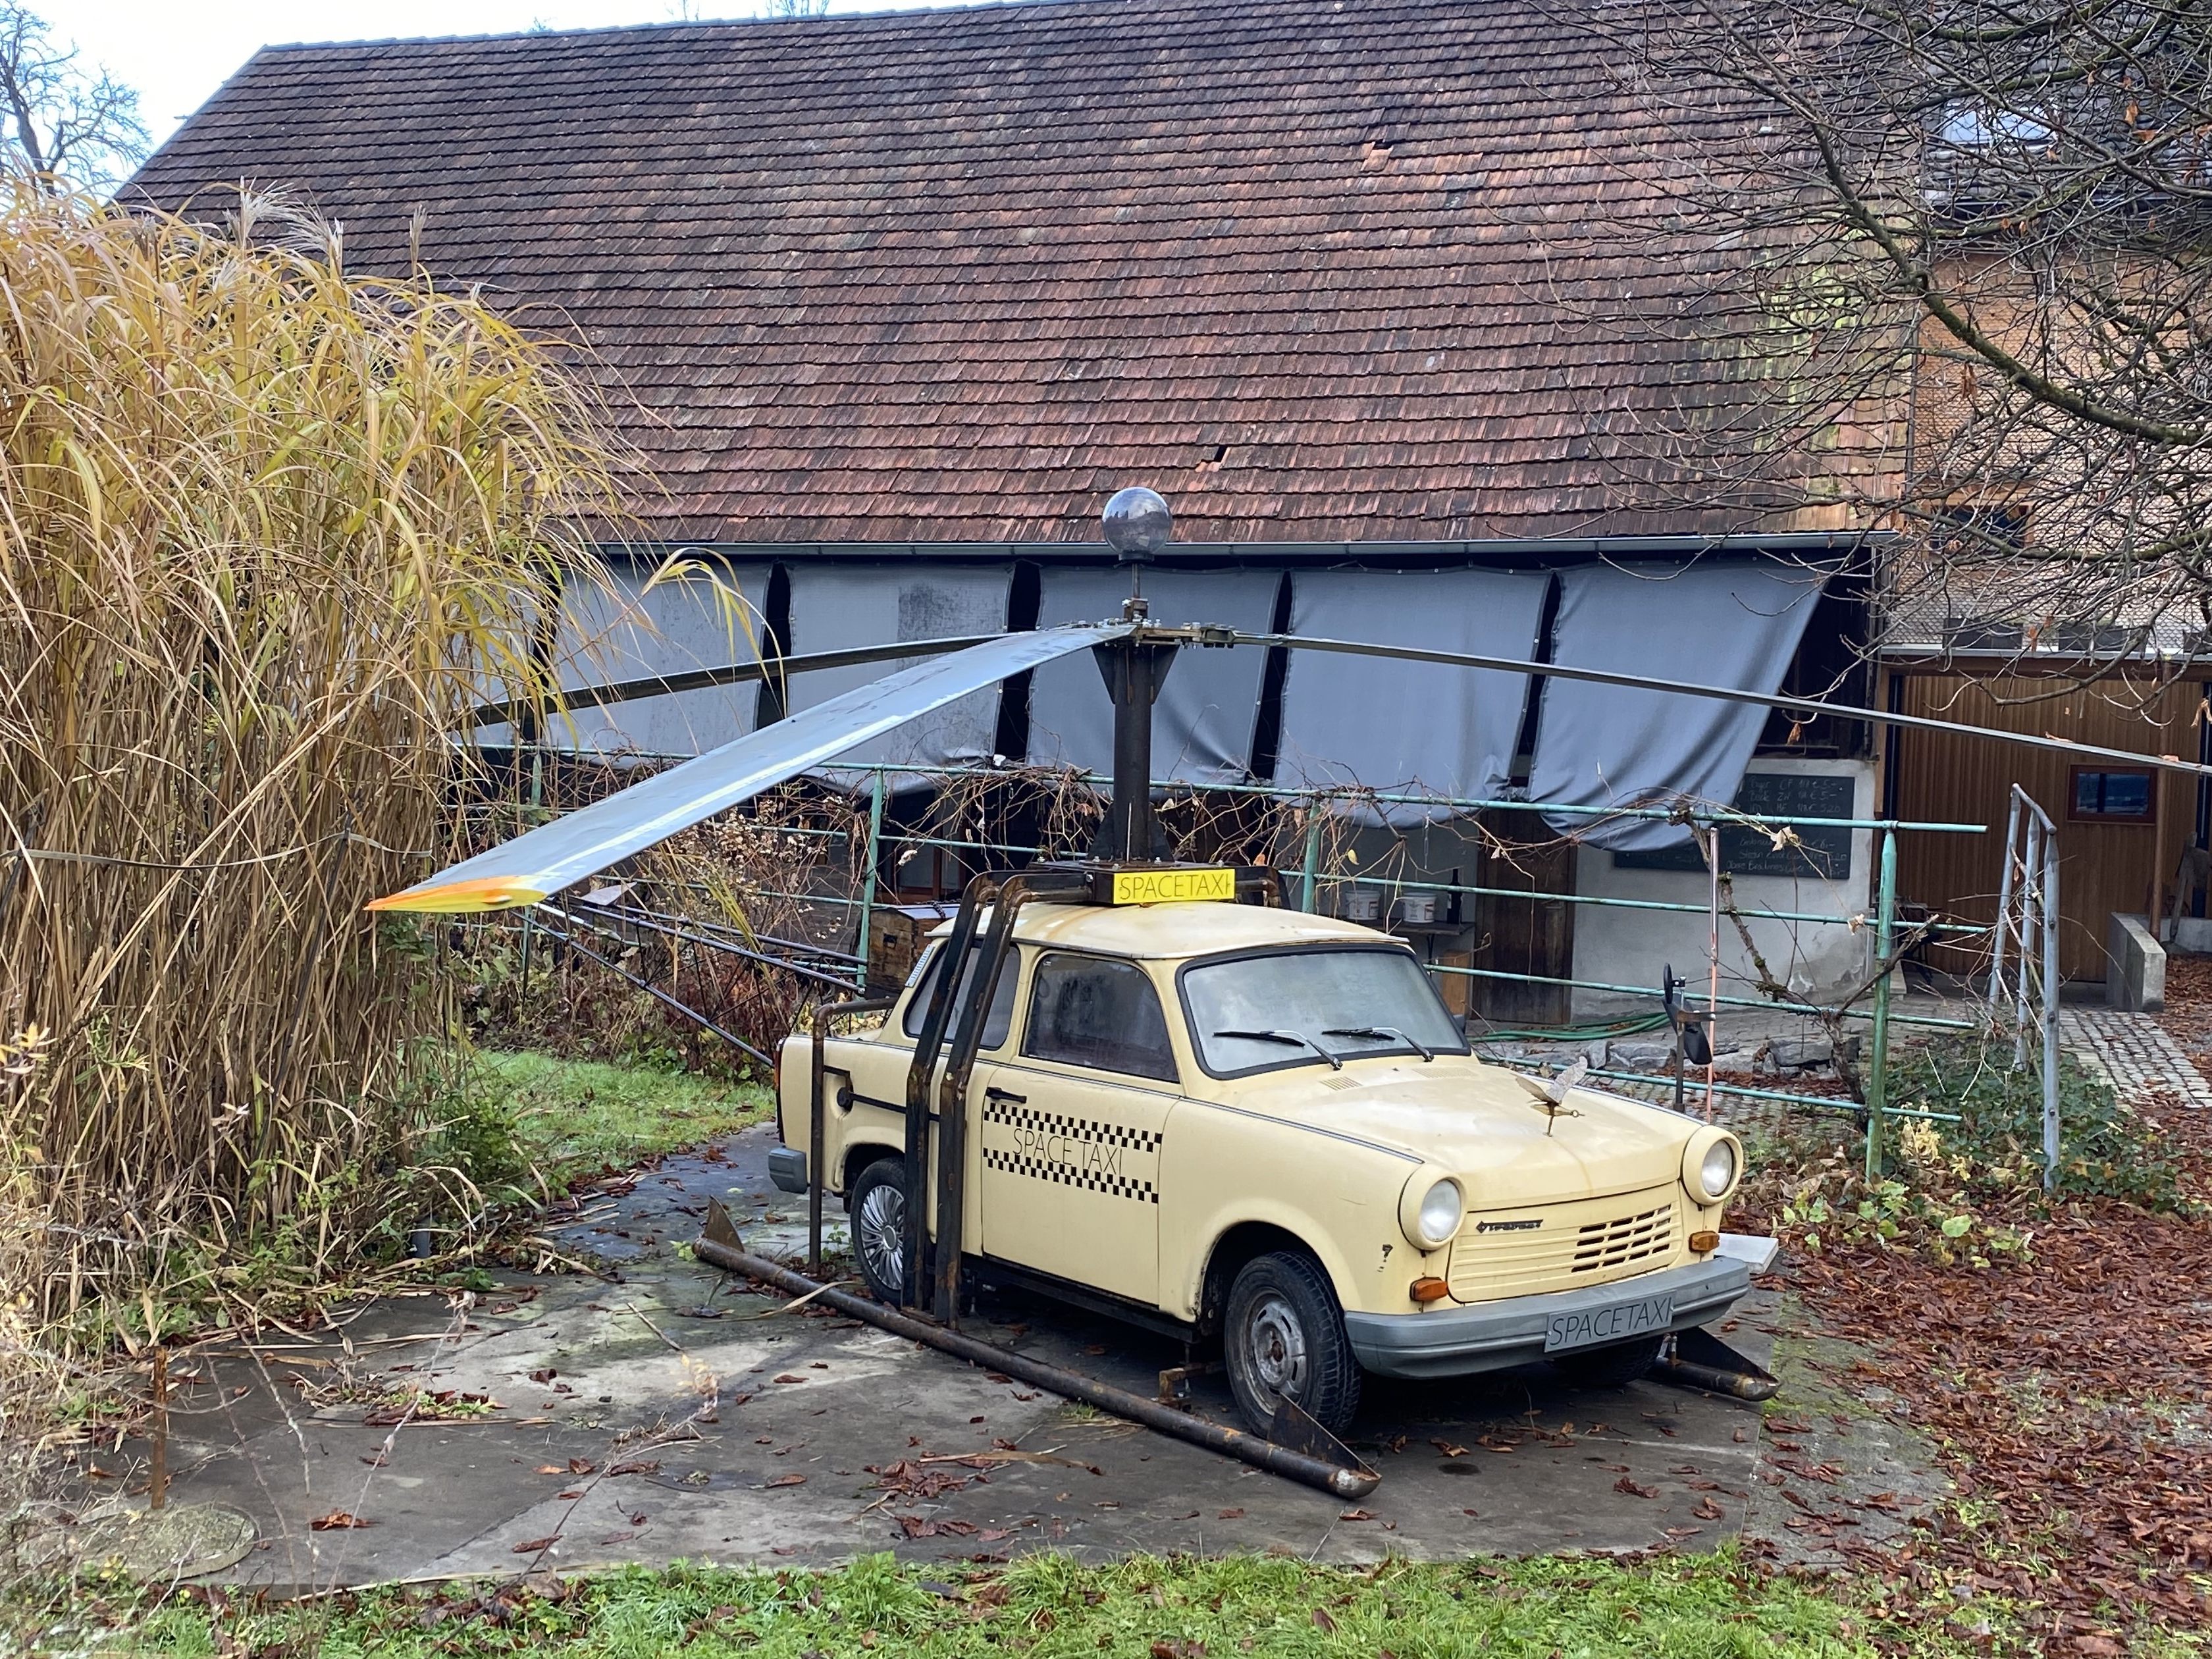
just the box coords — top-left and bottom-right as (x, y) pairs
(2061, 1007), (2212, 1110)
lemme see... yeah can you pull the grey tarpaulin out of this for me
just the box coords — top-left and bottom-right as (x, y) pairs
(482, 558), (772, 757)
(1276, 569), (1550, 824)
(1527, 561), (1829, 852)
(785, 564), (1013, 773)
(1026, 568), (1279, 784)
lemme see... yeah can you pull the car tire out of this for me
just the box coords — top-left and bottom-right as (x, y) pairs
(1223, 1250), (1361, 1436)
(845, 1157), (909, 1305)
(1549, 1333), (1664, 1388)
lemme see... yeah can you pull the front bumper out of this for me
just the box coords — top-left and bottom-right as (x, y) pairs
(1343, 1254), (1753, 1380)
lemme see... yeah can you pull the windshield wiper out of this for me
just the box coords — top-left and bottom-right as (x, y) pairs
(1211, 1028), (1343, 1071)
(1323, 1024), (1434, 1061)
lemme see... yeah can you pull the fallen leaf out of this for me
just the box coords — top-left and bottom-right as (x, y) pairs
(774, 1374), (806, 1384)
(558, 1490), (584, 1500)
(513, 1535), (560, 1554)
(1312, 1608), (1337, 1633)
(567, 1458), (596, 1476)
(535, 1464), (567, 1475)
(1431, 1439), (1468, 1458)
(766, 1473), (806, 1488)
(309, 1511), (371, 1531)
(1614, 1476), (1658, 1499)
(358, 1452), (387, 1468)
(1217, 1508), (1245, 1519)
(1693, 1496), (1725, 1520)
(529, 1367), (557, 1384)
(607, 1460), (662, 1477)
(1339, 1508), (1378, 1521)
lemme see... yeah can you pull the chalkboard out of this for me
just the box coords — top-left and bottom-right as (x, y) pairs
(1612, 772), (1856, 880)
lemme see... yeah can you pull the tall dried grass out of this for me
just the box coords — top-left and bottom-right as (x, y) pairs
(0, 182), (623, 1340)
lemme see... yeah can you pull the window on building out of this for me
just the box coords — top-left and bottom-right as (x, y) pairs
(889, 843), (968, 902)
(1022, 953), (1178, 1082)
(2070, 767), (2155, 822)
(1930, 502), (2030, 554)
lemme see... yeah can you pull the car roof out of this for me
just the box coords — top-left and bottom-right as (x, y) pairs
(927, 900), (1394, 961)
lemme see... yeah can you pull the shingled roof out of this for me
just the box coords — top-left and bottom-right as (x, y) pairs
(130, 0), (1817, 547)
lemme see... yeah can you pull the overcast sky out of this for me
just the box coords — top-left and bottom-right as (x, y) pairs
(49, 0), (964, 151)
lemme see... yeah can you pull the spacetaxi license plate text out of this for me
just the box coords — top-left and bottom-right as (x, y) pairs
(1543, 1292), (1675, 1353)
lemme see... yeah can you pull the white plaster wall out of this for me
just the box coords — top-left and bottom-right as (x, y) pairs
(1567, 758), (1877, 1019)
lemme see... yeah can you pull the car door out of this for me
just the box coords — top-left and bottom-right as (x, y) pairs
(973, 951), (1178, 1307)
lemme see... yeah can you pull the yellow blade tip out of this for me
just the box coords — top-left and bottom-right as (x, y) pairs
(366, 875), (548, 914)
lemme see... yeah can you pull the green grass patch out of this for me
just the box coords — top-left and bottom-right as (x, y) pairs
(484, 1049), (772, 1176)
(65, 1549), (2005, 1659)
(424, 1049), (772, 1208)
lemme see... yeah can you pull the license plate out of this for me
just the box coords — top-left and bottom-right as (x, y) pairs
(1544, 1292), (1675, 1354)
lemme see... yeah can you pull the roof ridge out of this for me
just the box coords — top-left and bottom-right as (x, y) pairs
(248, 0), (1303, 58)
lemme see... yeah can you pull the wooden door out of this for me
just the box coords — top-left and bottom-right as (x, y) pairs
(1472, 812), (1577, 1027)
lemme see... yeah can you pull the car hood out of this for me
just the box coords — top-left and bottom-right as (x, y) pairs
(1210, 1057), (1695, 1207)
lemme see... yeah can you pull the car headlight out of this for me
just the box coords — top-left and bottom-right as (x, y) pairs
(1683, 1132), (1741, 1202)
(1412, 1178), (1463, 1248)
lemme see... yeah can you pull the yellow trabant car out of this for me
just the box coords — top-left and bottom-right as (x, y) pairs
(773, 899), (1751, 1434)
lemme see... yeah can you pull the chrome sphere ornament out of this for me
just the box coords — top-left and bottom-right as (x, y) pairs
(1102, 487), (1172, 563)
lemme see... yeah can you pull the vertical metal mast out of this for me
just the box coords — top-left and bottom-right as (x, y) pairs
(1097, 487), (1177, 861)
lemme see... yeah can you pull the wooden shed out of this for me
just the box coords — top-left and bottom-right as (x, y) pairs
(1885, 664), (2208, 983)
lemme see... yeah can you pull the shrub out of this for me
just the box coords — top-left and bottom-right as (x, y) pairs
(0, 180), (623, 1339)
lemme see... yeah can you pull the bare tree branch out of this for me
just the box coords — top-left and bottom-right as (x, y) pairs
(0, 3), (147, 193)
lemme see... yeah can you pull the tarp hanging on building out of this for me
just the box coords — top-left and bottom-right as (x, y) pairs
(784, 564), (1014, 774)
(481, 558), (772, 758)
(1527, 561), (1828, 852)
(1026, 568), (1280, 785)
(1276, 569), (1550, 825)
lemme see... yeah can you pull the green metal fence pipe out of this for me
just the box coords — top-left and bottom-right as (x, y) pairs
(1427, 960), (1979, 1031)
(1512, 1061), (1964, 1122)
(1308, 870), (1986, 935)
(809, 762), (1987, 835)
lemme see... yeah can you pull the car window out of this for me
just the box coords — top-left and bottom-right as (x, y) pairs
(1022, 953), (1179, 1083)
(1180, 946), (1468, 1077)
(901, 942), (1022, 1051)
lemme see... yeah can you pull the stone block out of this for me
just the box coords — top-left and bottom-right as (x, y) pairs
(2105, 912), (2165, 1013)
(1771, 1038), (1833, 1069)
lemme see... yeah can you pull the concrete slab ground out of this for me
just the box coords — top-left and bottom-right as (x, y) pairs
(71, 1126), (1943, 1589)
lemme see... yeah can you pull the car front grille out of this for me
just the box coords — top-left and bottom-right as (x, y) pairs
(1446, 1186), (1682, 1301)
(1571, 1203), (1673, 1274)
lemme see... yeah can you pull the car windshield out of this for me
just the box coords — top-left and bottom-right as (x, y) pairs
(1180, 947), (1469, 1076)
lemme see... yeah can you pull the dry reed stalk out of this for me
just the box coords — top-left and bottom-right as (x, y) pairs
(0, 181), (627, 1340)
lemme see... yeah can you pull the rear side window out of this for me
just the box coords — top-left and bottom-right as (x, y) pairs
(901, 943), (1021, 1051)
(1022, 953), (1178, 1083)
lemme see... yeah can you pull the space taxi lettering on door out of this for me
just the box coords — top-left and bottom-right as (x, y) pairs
(981, 1099), (1161, 1203)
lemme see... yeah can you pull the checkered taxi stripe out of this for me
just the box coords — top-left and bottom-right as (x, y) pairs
(981, 1099), (1161, 1204)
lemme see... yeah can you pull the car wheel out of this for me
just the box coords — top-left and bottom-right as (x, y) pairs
(1550, 1333), (1664, 1388)
(845, 1157), (908, 1304)
(1223, 1251), (1361, 1436)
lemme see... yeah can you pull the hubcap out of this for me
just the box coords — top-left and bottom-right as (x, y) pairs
(1244, 1293), (1309, 1405)
(856, 1181), (906, 1295)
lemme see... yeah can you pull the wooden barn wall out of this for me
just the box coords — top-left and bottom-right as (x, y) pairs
(1889, 670), (2205, 982)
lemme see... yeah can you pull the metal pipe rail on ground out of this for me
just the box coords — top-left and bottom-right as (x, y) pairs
(694, 1201), (1381, 1500)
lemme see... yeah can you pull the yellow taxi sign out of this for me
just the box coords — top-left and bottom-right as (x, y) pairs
(1109, 866), (1238, 905)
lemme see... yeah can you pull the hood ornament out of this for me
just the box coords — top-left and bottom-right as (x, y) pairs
(1513, 1055), (1587, 1136)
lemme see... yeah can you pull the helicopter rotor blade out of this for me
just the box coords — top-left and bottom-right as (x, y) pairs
(372, 622), (1133, 914)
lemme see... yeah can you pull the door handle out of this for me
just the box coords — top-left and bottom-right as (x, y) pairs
(985, 1086), (1027, 1103)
